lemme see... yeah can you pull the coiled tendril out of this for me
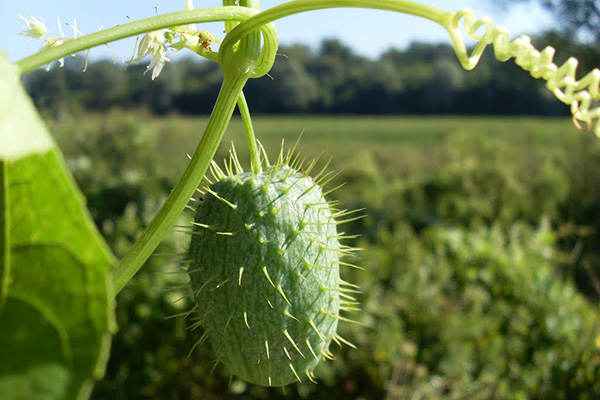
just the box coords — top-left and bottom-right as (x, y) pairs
(445, 8), (600, 136)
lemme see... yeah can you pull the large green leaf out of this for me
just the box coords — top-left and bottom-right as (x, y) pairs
(0, 52), (115, 400)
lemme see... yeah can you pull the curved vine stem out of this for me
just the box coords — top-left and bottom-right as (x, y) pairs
(111, 71), (251, 294)
(223, 0), (447, 50)
(15, 7), (258, 75)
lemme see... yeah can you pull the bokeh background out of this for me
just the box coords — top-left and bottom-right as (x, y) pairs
(3, 0), (600, 398)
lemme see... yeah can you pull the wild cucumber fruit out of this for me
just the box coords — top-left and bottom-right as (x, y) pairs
(187, 148), (358, 387)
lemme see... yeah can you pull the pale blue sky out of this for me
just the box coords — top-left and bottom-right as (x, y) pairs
(0, 0), (554, 63)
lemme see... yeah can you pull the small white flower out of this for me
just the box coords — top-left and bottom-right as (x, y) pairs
(180, 31), (200, 49)
(134, 31), (171, 80)
(42, 36), (66, 70)
(19, 15), (49, 41)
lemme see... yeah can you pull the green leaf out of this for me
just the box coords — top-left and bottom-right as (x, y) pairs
(0, 51), (116, 400)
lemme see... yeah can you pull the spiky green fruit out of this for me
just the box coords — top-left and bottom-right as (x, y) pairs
(188, 160), (344, 387)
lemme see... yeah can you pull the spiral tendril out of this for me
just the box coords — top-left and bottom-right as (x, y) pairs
(444, 8), (600, 137)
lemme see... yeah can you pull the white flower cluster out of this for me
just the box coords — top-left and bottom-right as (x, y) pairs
(127, 28), (216, 80)
(19, 12), (218, 79)
(19, 15), (68, 69)
(130, 31), (171, 80)
(19, 15), (48, 41)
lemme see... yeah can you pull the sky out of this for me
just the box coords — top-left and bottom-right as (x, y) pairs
(0, 0), (554, 63)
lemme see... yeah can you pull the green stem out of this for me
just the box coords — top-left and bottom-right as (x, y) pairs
(15, 7), (258, 75)
(110, 70), (250, 295)
(236, 92), (261, 174)
(224, 0), (448, 51)
(222, 0), (260, 32)
(185, 0), (198, 31)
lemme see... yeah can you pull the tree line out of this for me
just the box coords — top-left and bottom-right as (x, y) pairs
(24, 32), (599, 116)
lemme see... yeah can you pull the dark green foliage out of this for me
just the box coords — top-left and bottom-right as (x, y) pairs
(0, 54), (115, 400)
(45, 112), (600, 399)
(395, 133), (570, 227)
(357, 222), (600, 399)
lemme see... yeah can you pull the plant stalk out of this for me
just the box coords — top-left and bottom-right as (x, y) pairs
(110, 71), (250, 295)
(223, 0), (448, 51)
(237, 92), (261, 174)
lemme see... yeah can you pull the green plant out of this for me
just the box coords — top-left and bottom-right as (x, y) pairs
(1, 0), (599, 398)
(358, 220), (600, 400)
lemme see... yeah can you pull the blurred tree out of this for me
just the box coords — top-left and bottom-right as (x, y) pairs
(23, 58), (82, 117)
(306, 40), (353, 111)
(353, 60), (404, 114)
(422, 58), (466, 113)
(23, 38), (578, 116)
(492, 0), (600, 42)
(173, 59), (224, 114)
(245, 45), (319, 113)
(82, 61), (127, 109)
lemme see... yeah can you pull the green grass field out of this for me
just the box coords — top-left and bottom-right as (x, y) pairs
(148, 114), (578, 152)
(52, 112), (583, 182)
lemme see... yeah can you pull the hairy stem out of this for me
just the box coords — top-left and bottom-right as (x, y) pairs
(186, 0), (198, 31)
(223, 0), (447, 51)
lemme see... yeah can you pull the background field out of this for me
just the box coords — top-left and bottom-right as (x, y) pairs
(52, 113), (582, 182)
(44, 111), (600, 399)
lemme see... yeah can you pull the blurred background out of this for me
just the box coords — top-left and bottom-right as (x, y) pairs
(3, 0), (600, 399)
